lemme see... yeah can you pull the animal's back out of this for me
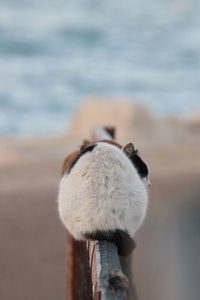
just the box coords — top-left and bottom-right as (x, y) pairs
(58, 142), (148, 242)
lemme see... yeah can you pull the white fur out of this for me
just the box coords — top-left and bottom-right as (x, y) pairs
(58, 142), (148, 240)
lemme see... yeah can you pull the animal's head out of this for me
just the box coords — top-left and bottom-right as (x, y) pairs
(61, 140), (150, 189)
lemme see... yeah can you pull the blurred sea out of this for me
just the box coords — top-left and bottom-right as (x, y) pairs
(0, 0), (200, 135)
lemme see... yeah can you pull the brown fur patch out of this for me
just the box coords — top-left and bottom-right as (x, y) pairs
(61, 150), (80, 176)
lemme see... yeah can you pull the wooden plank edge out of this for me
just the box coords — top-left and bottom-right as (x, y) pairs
(92, 241), (129, 300)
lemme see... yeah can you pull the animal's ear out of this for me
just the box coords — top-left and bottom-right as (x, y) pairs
(122, 143), (136, 157)
(80, 140), (91, 152)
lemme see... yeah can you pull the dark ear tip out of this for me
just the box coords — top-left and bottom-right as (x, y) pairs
(126, 142), (134, 148)
(122, 143), (135, 156)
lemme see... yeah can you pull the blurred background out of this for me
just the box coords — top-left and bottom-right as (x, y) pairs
(0, 0), (200, 299)
(1, 0), (200, 135)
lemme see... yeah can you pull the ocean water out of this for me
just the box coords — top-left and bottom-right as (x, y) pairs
(0, 0), (200, 135)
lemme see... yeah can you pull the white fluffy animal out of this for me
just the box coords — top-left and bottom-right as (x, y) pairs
(58, 140), (150, 256)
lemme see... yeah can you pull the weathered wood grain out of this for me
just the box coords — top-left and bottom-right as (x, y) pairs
(66, 234), (93, 300)
(88, 241), (129, 300)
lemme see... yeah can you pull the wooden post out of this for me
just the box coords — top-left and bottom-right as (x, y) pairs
(66, 234), (93, 300)
(88, 241), (129, 300)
